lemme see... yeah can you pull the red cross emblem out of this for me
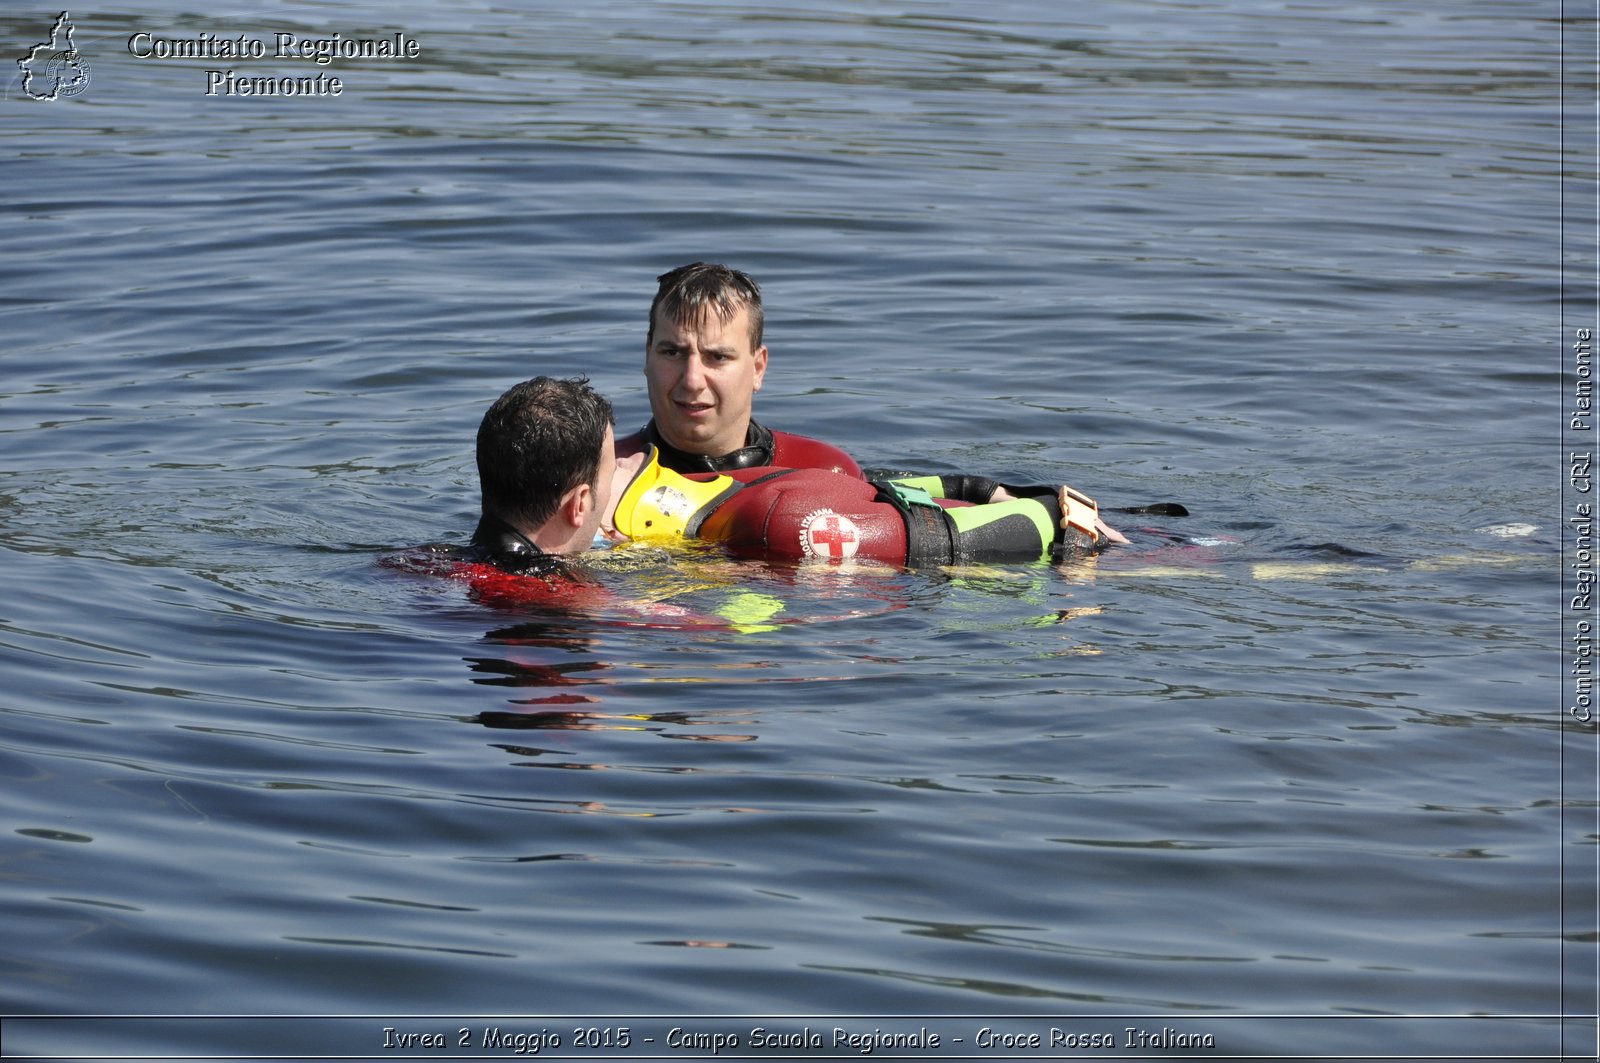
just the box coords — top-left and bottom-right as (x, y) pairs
(801, 509), (860, 560)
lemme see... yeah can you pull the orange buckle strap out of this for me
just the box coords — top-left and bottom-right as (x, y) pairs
(1058, 485), (1101, 541)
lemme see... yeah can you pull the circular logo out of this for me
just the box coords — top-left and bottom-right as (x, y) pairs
(41, 51), (91, 98)
(24, 50), (91, 100)
(644, 485), (692, 518)
(800, 509), (860, 560)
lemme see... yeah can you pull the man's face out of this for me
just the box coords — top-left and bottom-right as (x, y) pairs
(645, 304), (768, 456)
(573, 423), (617, 549)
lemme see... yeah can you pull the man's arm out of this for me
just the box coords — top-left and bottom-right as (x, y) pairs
(885, 474), (1129, 546)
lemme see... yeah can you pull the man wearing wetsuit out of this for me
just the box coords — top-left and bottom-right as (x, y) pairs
(617, 262), (863, 477)
(469, 376), (619, 574)
(475, 376), (1126, 572)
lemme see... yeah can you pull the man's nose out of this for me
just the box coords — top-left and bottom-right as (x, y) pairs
(679, 353), (707, 391)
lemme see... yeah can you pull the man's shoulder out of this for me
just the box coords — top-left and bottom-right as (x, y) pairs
(614, 427), (649, 460)
(769, 429), (863, 478)
(380, 544), (595, 607)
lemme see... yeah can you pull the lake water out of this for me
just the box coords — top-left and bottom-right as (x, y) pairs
(2, 1), (1592, 1060)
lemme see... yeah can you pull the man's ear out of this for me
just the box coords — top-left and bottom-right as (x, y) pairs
(752, 345), (769, 391)
(560, 481), (593, 530)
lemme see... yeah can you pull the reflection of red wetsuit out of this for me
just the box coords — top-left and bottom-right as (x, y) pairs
(384, 534), (727, 626)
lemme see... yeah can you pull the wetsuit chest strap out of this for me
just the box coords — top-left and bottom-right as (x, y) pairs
(873, 479), (956, 565)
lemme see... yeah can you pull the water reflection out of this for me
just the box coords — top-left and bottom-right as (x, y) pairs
(468, 618), (610, 707)
(468, 612), (764, 749)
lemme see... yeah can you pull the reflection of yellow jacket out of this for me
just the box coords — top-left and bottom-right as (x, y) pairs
(613, 447), (741, 541)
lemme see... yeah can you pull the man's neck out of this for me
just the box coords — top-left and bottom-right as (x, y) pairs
(471, 513), (560, 572)
(640, 419), (772, 472)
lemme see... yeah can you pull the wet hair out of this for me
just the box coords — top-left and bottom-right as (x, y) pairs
(647, 261), (764, 349)
(476, 376), (614, 530)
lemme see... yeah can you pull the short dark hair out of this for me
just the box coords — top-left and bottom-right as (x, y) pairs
(647, 262), (764, 349)
(476, 376), (614, 530)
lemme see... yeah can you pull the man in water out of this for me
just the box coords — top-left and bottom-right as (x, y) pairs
(470, 376), (619, 571)
(473, 376), (1126, 573)
(616, 262), (864, 477)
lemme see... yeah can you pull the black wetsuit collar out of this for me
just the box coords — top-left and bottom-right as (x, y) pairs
(470, 514), (562, 574)
(641, 419), (775, 473)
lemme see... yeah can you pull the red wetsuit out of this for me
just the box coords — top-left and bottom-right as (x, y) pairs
(618, 460), (1085, 566)
(700, 468), (923, 562)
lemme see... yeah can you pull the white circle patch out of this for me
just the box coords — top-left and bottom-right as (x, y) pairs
(800, 508), (860, 560)
(644, 485), (693, 519)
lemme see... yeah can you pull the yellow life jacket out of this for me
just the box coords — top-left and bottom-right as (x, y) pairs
(613, 446), (740, 541)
